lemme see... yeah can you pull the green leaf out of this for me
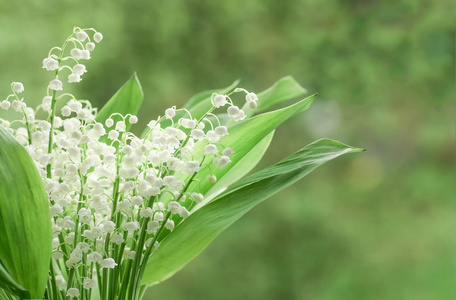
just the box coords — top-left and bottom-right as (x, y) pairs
(0, 127), (52, 299)
(0, 261), (28, 298)
(165, 86), (312, 206)
(95, 73), (144, 134)
(174, 94), (316, 206)
(200, 130), (275, 205)
(142, 139), (364, 285)
(253, 75), (307, 113)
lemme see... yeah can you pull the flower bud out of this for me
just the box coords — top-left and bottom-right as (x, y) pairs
(129, 115), (138, 124)
(247, 100), (257, 109)
(94, 32), (103, 43)
(105, 118), (114, 127)
(207, 174), (217, 183)
(61, 106), (71, 116)
(0, 100), (10, 110)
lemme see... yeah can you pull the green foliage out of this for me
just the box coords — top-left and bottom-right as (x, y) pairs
(0, 127), (52, 299)
(0, 262), (28, 299)
(142, 139), (363, 284)
(158, 94), (315, 209)
(203, 131), (274, 202)
(185, 94), (316, 201)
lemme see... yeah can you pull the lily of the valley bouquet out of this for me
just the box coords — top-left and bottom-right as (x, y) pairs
(0, 27), (362, 300)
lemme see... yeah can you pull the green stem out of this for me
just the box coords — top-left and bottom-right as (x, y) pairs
(49, 261), (60, 300)
(133, 211), (172, 298)
(133, 169), (200, 298)
(46, 89), (57, 178)
(46, 31), (73, 177)
(125, 217), (149, 300)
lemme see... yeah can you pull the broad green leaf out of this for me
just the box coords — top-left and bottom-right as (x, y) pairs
(158, 95), (315, 211)
(0, 127), (52, 299)
(161, 81), (310, 205)
(173, 94), (316, 207)
(95, 73), (144, 134)
(142, 139), (363, 285)
(159, 131), (275, 243)
(198, 130), (275, 206)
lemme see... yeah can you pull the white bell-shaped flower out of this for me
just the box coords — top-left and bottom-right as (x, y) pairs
(214, 126), (228, 136)
(66, 288), (80, 298)
(204, 144), (218, 155)
(0, 100), (10, 110)
(191, 193), (204, 203)
(73, 64), (87, 75)
(70, 48), (83, 59)
(129, 115), (138, 124)
(76, 31), (88, 42)
(86, 42), (96, 51)
(165, 219), (175, 231)
(68, 74), (81, 83)
(222, 147), (235, 157)
(245, 92), (258, 102)
(42, 58), (59, 71)
(13, 82), (24, 93)
(165, 107), (176, 119)
(213, 155), (231, 168)
(213, 94), (227, 108)
(83, 278), (96, 289)
(93, 32), (103, 43)
(101, 258), (117, 269)
(49, 79), (63, 91)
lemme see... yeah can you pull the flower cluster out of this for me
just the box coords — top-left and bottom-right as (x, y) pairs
(0, 27), (257, 299)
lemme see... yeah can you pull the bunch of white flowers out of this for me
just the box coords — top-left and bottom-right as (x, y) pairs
(0, 27), (257, 300)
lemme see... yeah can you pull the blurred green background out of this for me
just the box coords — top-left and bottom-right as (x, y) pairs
(0, 0), (454, 299)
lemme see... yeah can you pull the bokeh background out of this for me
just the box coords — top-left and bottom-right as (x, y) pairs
(0, 0), (454, 299)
